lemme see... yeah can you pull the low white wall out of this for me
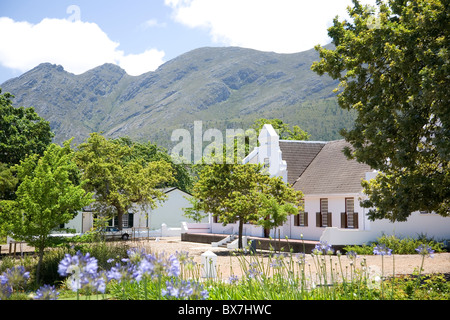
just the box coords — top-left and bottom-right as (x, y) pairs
(210, 222), (264, 237)
(133, 223), (186, 238)
(321, 211), (450, 245)
(185, 222), (211, 233)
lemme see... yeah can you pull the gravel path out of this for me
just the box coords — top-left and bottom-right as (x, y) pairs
(3, 237), (449, 281)
(132, 237), (450, 281)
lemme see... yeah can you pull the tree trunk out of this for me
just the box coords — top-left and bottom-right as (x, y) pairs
(36, 245), (45, 285)
(116, 206), (124, 230)
(238, 217), (244, 249)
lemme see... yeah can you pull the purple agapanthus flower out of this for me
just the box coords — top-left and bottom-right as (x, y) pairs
(106, 262), (138, 283)
(167, 254), (180, 277)
(58, 251), (98, 277)
(346, 250), (358, 260)
(34, 284), (59, 300)
(228, 275), (239, 284)
(373, 244), (392, 256)
(312, 240), (334, 255)
(415, 244), (435, 258)
(0, 266), (30, 288)
(162, 279), (208, 300)
(0, 283), (12, 300)
(58, 251), (100, 292)
(246, 262), (262, 279)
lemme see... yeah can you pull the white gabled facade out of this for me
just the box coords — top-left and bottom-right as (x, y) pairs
(243, 124), (287, 182)
(189, 124), (450, 246)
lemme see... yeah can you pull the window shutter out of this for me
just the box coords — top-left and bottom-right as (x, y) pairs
(316, 212), (321, 227)
(327, 212), (332, 227)
(128, 213), (134, 228)
(353, 212), (359, 229)
(304, 212), (308, 227)
(341, 212), (347, 228)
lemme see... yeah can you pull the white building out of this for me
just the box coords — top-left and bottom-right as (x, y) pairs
(63, 187), (206, 234)
(185, 124), (450, 245)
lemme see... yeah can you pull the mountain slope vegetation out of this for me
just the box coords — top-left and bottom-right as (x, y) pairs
(1, 45), (354, 148)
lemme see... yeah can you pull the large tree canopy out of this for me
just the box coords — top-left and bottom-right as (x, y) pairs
(75, 133), (175, 230)
(0, 89), (54, 166)
(190, 162), (302, 248)
(0, 141), (93, 283)
(311, 0), (449, 221)
(0, 89), (54, 200)
(114, 136), (193, 193)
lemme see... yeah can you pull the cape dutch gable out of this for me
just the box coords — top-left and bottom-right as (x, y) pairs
(187, 124), (450, 246)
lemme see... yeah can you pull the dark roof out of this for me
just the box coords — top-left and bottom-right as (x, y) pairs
(290, 140), (372, 195)
(279, 140), (326, 185)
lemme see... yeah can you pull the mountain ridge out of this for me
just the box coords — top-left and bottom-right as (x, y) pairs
(1, 45), (354, 149)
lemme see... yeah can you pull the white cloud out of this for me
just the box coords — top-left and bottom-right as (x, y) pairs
(165, 0), (376, 53)
(0, 17), (165, 76)
(142, 19), (167, 29)
(119, 49), (165, 76)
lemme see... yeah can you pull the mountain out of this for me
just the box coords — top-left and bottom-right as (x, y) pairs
(0, 45), (354, 149)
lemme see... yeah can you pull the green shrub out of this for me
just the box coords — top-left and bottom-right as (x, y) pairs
(343, 234), (446, 255)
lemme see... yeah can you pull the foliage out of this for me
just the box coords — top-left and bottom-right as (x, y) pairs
(311, 0), (449, 221)
(189, 162), (302, 248)
(75, 132), (175, 230)
(0, 163), (17, 205)
(182, 196), (209, 223)
(343, 234), (446, 255)
(114, 136), (194, 193)
(1, 48), (352, 150)
(1, 240), (448, 300)
(0, 141), (93, 283)
(0, 89), (54, 167)
(0, 89), (54, 201)
(251, 118), (310, 140)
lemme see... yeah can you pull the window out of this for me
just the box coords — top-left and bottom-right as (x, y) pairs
(320, 198), (328, 226)
(122, 214), (129, 228)
(341, 198), (358, 229)
(316, 198), (331, 227)
(294, 200), (308, 226)
(112, 213), (134, 228)
(346, 198), (354, 227)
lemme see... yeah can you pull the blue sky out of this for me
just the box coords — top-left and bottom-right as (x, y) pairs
(0, 0), (376, 84)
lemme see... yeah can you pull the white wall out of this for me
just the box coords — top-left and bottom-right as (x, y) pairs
(291, 195), (450, 245)
(243, 124), (287, 182)
(322, 211), (450, 245)
(65, 188), (208, 234)
(62, 212), (83, 233)
(210, 221), (264, 237)
(285, 194), (364, 241)
(133, 189), (209, 230)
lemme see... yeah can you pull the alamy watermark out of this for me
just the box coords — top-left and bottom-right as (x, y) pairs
(66, 5), (81, 22)
(170, 121), (258, 164)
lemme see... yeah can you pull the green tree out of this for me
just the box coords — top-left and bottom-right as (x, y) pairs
(251, 118), (310, 141)
(0, 89), (54, 166)
(311, 0), (449, 221)
(190, 162), (302, 248)
(0, 163), (18, 202)
(0, 142), (93, 283)
(115, 136), (193, 193)
(0, 89), (54, 200)
(75, 133), (175, 230)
